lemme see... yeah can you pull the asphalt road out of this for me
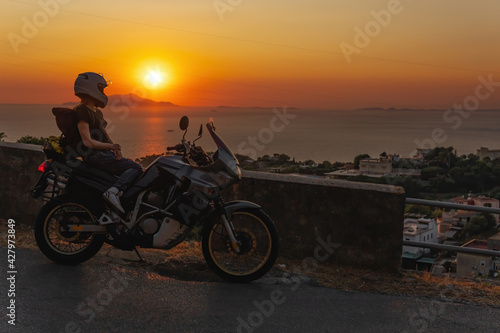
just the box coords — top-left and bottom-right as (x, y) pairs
(1, 247), (499, 333)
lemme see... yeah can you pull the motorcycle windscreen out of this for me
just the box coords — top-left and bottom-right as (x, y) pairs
(206, 122), (239, 165)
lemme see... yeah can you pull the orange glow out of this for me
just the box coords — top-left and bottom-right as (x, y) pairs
(1, 1), (500, 108)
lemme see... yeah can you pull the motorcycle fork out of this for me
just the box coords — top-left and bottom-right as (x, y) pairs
(215, 198), (241, 253)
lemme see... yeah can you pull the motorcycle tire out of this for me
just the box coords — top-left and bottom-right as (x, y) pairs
(202, 207), (279, 283)
(35, 196), (105, 265)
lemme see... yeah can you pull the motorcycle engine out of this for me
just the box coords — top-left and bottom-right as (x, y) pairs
(152, 217), (187, 248)
(144, 191), (165, 208)
(140, 218), (160, 234)
(138, 191), (166, 235)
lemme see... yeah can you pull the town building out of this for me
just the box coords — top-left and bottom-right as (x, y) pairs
(449, 193), (499, 224)
(438, 194), (500, 242)
(477, 147), (500, 160)
(456, 233), (500, 278)
(414, 148), (431, 160)
(359, 158), (393, 175)
(402, 217), (439, 270)
(325, 156), (420, 179)
(402, 218), (439, 254)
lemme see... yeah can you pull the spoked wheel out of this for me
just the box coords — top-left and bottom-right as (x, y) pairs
(35, 196), (104, 265)
(202, 207), (279, 283)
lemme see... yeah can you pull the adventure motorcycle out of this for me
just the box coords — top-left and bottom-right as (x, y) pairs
(32, 116), (279, 283)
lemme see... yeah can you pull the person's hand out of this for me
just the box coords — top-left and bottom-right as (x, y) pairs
(113, 149), (123, 160)
(110, 143), (122, 160)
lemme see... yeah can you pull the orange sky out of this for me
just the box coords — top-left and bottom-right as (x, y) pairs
(1, 0), (500, 109)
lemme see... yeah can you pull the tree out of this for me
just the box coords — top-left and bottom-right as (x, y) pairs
(420, 166), (442, 180)
(380, 151), (387, 157)
(449, 166), (464, 179)
(405, 204), (432, 217)
(465, 213), (496, 235)
(277, 154), (291, 165)
(383, 175), (422, 197)
(17, 135), (45, 145)
(432, 208), (443, 219)
(465, 215), (488, 235)
(424, 147), (457, 169)
(235, 153), (252, 162)
(258, 154), (271, 161)
(318, 160), (332, 169)
(0, 132), (6, 142)
(483, 213), (497, 229)
(354, 154), (370, 169)
(430, 176), (456, 193)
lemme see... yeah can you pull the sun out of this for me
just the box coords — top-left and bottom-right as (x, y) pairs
(144, 69), (165, 89)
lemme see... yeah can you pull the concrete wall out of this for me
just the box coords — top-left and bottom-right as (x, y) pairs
(0, 143), (406, 272)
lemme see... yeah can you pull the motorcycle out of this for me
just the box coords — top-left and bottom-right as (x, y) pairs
(32, 116), (279, 283)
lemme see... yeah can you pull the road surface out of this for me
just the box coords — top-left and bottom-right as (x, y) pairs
(1, 247), (499, 333)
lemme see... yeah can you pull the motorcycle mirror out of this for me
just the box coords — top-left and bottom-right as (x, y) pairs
(179, 116), (189, 131)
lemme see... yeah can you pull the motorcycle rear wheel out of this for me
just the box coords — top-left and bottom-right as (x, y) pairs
(202, 207), (279, 283)
(35, 196), (104, 265)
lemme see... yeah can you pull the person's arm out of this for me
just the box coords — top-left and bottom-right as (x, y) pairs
(78, 121), (120, 151)
(102, 127), (123, 160)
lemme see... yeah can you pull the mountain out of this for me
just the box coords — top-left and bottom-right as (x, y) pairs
(63, 93), (179, 107)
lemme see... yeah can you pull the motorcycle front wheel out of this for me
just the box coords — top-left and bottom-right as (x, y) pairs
(202, 207), (279, 283)
(34, 196), (104, 265)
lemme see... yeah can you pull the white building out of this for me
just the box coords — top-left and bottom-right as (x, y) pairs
(403, 218), (439, 254)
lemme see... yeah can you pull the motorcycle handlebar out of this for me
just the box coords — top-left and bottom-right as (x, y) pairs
(167, 144), (183, 152)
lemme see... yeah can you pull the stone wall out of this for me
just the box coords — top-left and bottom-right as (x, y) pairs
(0, 143), (406, 272)
(225, 171), (406, 272)
(0, 142), (45, 224)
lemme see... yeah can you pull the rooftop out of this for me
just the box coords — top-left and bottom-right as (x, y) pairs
(489, 232), (500, 242)
(461, 239), (489, 250)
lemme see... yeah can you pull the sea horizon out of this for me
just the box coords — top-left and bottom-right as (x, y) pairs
(2, 104), (500, 163)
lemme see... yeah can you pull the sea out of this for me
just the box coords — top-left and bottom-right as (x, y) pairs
(1, 104), (500, 163)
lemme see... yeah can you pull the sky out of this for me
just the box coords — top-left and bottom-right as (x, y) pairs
(1, 0), (500, 109)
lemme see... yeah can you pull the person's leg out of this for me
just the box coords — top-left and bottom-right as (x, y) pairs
(85, 151), (143, 213)
(108, 158), (143, 192)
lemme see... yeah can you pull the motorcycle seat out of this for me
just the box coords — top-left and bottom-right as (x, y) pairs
(73, 162), (119, 184)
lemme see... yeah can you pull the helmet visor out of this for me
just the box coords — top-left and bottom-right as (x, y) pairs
(97, 73), (112, 86)
(97, 73), (111, 94)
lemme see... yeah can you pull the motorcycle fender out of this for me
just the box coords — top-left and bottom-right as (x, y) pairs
(223, 200), (261, 216)
(201, 200), (261, 237)
(32, 172), (50, 198)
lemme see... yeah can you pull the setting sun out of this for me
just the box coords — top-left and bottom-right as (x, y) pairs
(144, 69), (166, 89)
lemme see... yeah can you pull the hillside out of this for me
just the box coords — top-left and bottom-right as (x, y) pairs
(63, 93), (179, 107)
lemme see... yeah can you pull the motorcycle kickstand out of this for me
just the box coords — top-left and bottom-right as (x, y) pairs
(133, 246), (146, 262)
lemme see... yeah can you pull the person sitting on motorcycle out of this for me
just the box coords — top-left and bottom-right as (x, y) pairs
(74, 72), (143, 214)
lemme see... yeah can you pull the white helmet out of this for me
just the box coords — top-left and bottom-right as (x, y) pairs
(74, 72), (111, 108)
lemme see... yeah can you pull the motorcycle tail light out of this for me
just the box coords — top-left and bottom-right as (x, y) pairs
(38, 160), (52, 172)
